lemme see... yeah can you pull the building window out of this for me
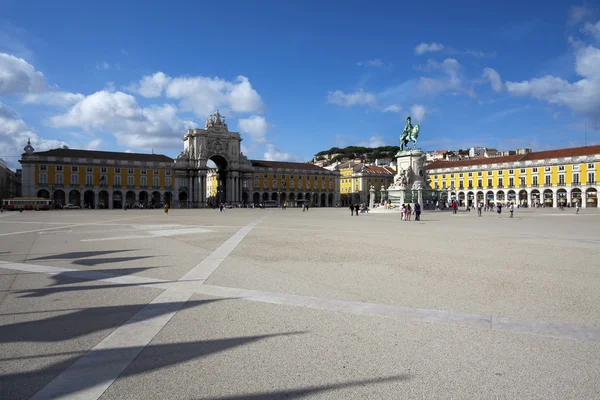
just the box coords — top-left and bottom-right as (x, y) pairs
(450, 174), (454, 178)
(509, 177), (514, 187)
(128, 168), (134, 174)
(533, 176), (538, 186)
(165, 170), (170, 176)
(86, 175), (93, 186)
(573, 173), (580, 184)
(468, 180), (473, 188)
(154, 170), (159, 175)
(468, 172), (472, 177)
(589, 172), (596, 184)
(100, 167), (107, 173)
(40, 174), (47, 184)
(141, 169), (147, 175)
(545, 167), (551, 172)
(329, 180), (333, 189)
(588, 163), (595, 170)
(273, 180), (277, 188)
(532, 168), (538, 173)
(488, 178), (492, 187)
(290, 177), (295, 186)
(498, 178), (503, 187)
(442, 182), (446, 189)
(442, 174), (446, 178)
(87, 167), (93, 173)
(478, 179), (482, 188)
(166, 177), (171, 188)
(558, 166), (565, 171)
(153, 176), (159, 187)
(509, 169), (514, 174)
(115, 168), (121, 174)
(478, 171), (482, 176)
(141, 176), (147, 187)
(71, 174), (78, 185)
(40, 164), (47, 171)
(558, 175), (565, 185)
(56, 165), (63, 171)
(520, 169), (526, 173)
(114, 175), (121, 186)
(459, 173), (463, 178)
(545, 175), (551, 185)
(573, 165), (579, 171)
(56, 174), (63, 185)
(72, 166), (78, 172)
(128, 176), (134, 187)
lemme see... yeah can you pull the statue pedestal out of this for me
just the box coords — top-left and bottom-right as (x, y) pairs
(386, 149), (427, 210)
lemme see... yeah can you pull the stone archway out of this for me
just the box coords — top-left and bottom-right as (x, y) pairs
(69, 190), (80, 206)
(99, 190), (109, 209)
(328, 193), (334, 207)
(126, 191), (136, 208)
(113, 191), (123, 209)
(262, 192), (269, 202)
(320, 193), (326, 207)
(253, 192), (260, 205)
(557, 189), (567, 206)
(151, 191), (161, 208)
(164, 192), (172, 205)
(37, 189), (50, 199)
(54, 190), (65, 207)
(507, 190), (516, 204)
(84, 190), (95, 209)
(571, 188), (582, 206)
(486, 190), (494, 205)
(531, 189), (540, 206)
(586, 188), (597, 207)
(543, 189), (553, 207)
(179, 191), (188, 208)
(289, 192), (296, 206)
(174, 111), (254, 207)
(271, 192), (278, 202)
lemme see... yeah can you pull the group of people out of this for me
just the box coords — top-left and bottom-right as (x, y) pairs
(349, 203), (368, 216)
(400, 202), (421, 221)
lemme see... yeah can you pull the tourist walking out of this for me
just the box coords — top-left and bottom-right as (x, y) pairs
(477, 202), (482, 217)
(509, 202), (514, 218)
(163, 202), (170, 215)
(452, 201), (457, 214)
(406, 204), (412, 221)
(354, 204), (359, 216)
(576, 202), (580, 214)
(401, 204), (406, 221)
(350, 204), (354, 216)
(414, 202), (421, 221)
(496, 202), (502, 217)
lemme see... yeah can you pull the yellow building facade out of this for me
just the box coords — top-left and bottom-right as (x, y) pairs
(425, 145), (600, 208)
(20, 143), (174, 208)
(338, 162), (395, 206)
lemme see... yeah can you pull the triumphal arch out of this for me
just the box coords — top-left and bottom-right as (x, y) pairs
(173, 111), (254, 207)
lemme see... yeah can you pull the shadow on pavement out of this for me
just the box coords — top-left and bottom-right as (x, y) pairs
(73, 256), (155, 267)
(0, 299), (227, 343)
(0, 330), (305, 400)
(200, 375), (411, 400)
(28, 250), (136, 261)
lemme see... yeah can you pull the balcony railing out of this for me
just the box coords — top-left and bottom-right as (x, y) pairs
(70, 184), (79, 187)
(487, 185), (493, 189)
(572, 181), (580, 186)
(127, 185), (135, 189)
(100, 183), (108, 188)
(477, 185), (483, 189)
(140, 185), (148, 189)
(544, 182), (552, 187)
(153, 185), (160, 189)
(55, 183), (64, 187)
(114, 184), (121, 188)
(497, 184), (504, 188)
(508, 185), (514, 188)
(557, 182), (566, 186)
(467, 186), (473, 190)
(85, 184), (94, 187)
(588, 181), (596, 185)
(531, 183), (539, 187)
(520, 184), (527, 188)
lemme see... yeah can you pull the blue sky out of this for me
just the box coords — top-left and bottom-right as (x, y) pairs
(1, 0), (599, 169)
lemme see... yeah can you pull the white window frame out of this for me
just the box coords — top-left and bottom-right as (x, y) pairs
(114, 175), (121, 186)
(40, 164), (47, 171)
(72, 166), (78, 172)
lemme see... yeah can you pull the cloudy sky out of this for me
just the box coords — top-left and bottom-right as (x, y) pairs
(1, 1), (599, 170)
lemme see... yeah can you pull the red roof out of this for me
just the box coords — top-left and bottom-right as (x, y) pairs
(521, 145), (600, 161)
(425, 155), (522, 170)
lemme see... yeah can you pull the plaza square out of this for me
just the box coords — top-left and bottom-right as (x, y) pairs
(1, 207), (599, 399)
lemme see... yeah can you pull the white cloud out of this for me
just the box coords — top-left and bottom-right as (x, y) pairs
(121, 48), (129, 56)
(410, 104), (427, 121)
(482, 67), (504, 92)
(48, 90), (197, 149)
(359, 134), (386, 148)
(86, 138), (102, 150)
(582, 20), (600, 40)
(357, 58), (386, 68)
(165, 74), (263, 116)
(414, 42), (444, 55)
(0, 102), (66, 169)
(0, 52), (47, 95)
(383, 104), (402, 113)
(506, 44), (600, 126)
(127, 72), (171, 98)
(326, 89), (377, 107)
(96, 61), (110, 70)
(263, 144), (299, 162)
(569, 6), (593, 25)
(22, 91), (85, 107)
(126, 72), (264, 116)
(238, 115), (270, 143)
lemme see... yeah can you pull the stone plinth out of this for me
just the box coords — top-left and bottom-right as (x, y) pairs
(386, 149), (427, 210)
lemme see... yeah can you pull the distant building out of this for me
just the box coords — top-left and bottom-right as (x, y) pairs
(469, 147), (486, 157)
(375, 158), (391, 166)
(426, 150), (447, 162)
(484, 148), (500, 158)
(0, 158), (22, 200)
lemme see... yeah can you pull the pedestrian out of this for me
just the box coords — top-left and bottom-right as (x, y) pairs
(350, 204), (354, 216)
(414, 202), (421, 221)
(576, 202), (580, 214)
(164, 202), (169, 215)
(452, 201), (457, 214)
(354, 204), (359, 216)
(477, 202), (482, 217)
(509, 202), (514, 218)
(406, 204), (412, 221)
(496, 202), (502, 218)
(401, 204), (406, 221)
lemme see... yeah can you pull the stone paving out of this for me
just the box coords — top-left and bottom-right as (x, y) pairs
(0, 207), (599, 399)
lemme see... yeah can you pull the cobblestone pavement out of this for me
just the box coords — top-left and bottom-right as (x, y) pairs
(1, 207), (599, 399)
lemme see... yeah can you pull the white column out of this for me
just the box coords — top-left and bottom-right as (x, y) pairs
(552, 189), (558, 208)
(95, 191), (100, 209)
(108, 191), (113, 209)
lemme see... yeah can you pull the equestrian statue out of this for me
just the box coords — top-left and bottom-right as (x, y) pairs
(399, 116), (420, 151)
